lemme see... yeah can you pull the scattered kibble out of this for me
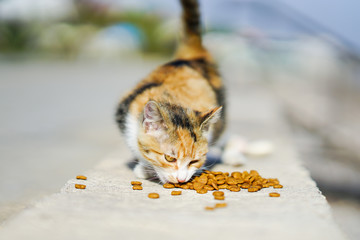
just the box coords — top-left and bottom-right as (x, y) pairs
(214, 195), (225, 200)
(205, 202), (227, 211)
(171, 190), (182, 196)
(132, 185), (143, 190)
(269, 192), (280, 197)
(215, 203), (227, 208)
(131, 181), (142, 186)
(163, 183), (175, 189)
(76, 175), (87, 180)
(148, 193), (160, 199)
(212, 191), (224, 197)
(205, 206), (215, 211)
(273, 184), (283, 189)
(75, 184), (86, 189)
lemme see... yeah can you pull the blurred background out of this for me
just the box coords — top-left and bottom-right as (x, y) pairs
(0, 0), (359, 239)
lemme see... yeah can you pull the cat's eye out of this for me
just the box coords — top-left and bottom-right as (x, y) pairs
(189, 160), (200, 165)
(164, 154), (177, 162)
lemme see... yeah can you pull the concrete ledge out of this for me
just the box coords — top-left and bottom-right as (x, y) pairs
(0, 84), (345, 240)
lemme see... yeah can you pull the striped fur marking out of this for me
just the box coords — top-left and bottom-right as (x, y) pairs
(116, 82), (161, 131)
(163, 103), (198, 142)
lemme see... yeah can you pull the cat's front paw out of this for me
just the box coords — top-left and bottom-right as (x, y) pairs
(133, 163), (149, 179)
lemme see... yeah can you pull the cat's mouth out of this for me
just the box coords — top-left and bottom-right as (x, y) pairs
(154, 169), (180, 184)
(153, 166), (196, 184)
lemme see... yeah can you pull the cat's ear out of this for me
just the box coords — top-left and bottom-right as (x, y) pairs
(199, 106), (222, 131)
(143, 101), (167, 135)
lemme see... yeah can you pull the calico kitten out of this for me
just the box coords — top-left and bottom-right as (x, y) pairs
(116, 0), (225, 183)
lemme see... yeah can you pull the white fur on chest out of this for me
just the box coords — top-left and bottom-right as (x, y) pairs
(124, 113), (143, 161)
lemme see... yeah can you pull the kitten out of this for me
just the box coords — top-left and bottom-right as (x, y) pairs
(116, 0), (225, 183)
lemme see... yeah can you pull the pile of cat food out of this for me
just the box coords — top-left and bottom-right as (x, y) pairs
(130, 170), (282, 210)
(162, 170), (283, 194)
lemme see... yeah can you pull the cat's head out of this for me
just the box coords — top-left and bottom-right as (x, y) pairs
(137, 100), (222, 183)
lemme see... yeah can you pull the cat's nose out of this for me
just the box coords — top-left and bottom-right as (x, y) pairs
(177, 178), (185, 183)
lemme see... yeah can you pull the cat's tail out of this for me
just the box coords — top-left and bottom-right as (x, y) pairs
(176, 0), (212, 60)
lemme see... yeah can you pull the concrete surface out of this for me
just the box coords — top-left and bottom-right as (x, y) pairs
(0, 65), (345, 239)
(0, 59), (157, 223)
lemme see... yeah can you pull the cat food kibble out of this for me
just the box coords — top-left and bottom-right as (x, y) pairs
(159, 170), (282, 196)
(269, 192), (280, 197)
(204, 185), (214, 191)
(215, 203), (227, 208)
(131, 169), (282, 210)
(75, 184), (86, 189)
(133, 185), (143, 190)
(131, 181), (142, 186)
(148, 193), (160, 199)
(205, 203), (227, 211)
(205, 206), (215, 211)
(213, 191), (224, 197)
(196, 189), (208, 194)
(171, 190), (182, 195)
(76, 175), (87, 180)
(214, 195), (225, 200)
(163, 183), (175, 189)
(248, 186), (259, 192)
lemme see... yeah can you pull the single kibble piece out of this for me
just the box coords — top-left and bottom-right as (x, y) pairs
(217, 179), (226, 185)
(163, 183), (175, 189)
(226, 177), (237, 185)
(133, 185), (143, 190)
(180, 184), (190, 190)
(76, 175), (87, 180)
(198, 175), (208, 184)
(205, 206), (215, 211)
(171, 190), (182, 195)
(214, 195), (225, 200)
(215, 203), (227, 208)
(273, 184), (283, 189)
(229, 186), (241, 192)
(218, 184), (228, 189)
(248, 187), (258, 192)
(269, 192), (280, 197)
(269, 178), (280, 185)
(215, 175), (225, 181)
(211, 182), (219, 190)
(236, 178), (244, 184)
(208, 174), (215, 180)
(75, 184), (86, 189)
(193, 182), (204, 190)
(231, 172), (241, 179)
(148, 193), (160, 199)
(131, 181), (142, 186)
(213, 191), (224, 197)
(204, 185), (214, 191)
(196, 189), (208, 194)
